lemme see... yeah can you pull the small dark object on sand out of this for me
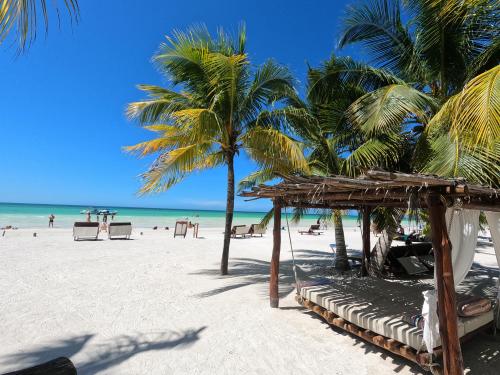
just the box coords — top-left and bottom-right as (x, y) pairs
(165, 226), (169, 230)
(33, 232), (37, 237)
(153, 226), (158, 230)
(140, 232), (143, 235)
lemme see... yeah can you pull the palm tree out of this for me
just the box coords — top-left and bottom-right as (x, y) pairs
(339, 0), (499, 186)
(126, 25), (308, 275)
(337, 0), (499, 273)
(0, 0), (79, 52)
(240, 54), (405, 271)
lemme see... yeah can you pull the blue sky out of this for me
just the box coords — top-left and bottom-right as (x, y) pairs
(0, 0), (362, 212)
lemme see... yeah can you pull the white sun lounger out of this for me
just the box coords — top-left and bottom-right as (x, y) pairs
(108, 222), (132, 239)
(232, 225), (250, 238)
(73, 222), (99, 241)
(250, 224), (266, 237)
(174, 221), (188, 238)
(299, 224), (323, 235)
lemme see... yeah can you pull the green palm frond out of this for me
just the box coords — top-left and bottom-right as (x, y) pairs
(240, 60), (297, 122)
(406, 0), (499, 94)
(0, 0), (79, 52)
(466, 38), (500, 81)
(339, 0), (418, 78)
(420, 134), (500, 187)
(426, 66), (499, 150)
(172, 108), (223, 143)
(371, 206), (404, 232)
(307, 55), (404, 102)
(124, 125), (186, 157)
(449, 66), (499, 149)
(342, 134), (404, 176)
(238, 167), (276, 192)
(126, 85), (192, 123)
(139, 142), (221, 194)
(291, 207), (309, 224)
(124, 138), (175, 158)
(203, 52), (248, 99)
(253, 107), (317, 135)
(347, 84), (437, 136)
(259, 208), (274, 227)
(241, 126), (310, 174)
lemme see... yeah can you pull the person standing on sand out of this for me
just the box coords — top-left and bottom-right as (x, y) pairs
(48, 214), (55, 228)
(86, 212), (91, 222)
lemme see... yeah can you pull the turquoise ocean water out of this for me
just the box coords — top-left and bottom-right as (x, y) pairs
(0, 202), (359, 229)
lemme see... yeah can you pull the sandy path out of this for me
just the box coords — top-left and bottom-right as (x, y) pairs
(0, 227), (498, 374)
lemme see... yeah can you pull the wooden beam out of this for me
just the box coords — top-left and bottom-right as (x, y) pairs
(270, 199), (282, 308)
(295, 295), (435, 371)
(461, 202), (500, 212)
(361, 206), (371, 276)
(427, 194), (464, 375)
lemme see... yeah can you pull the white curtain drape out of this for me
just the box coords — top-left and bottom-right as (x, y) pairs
(422, 290), (439, 351)
(484, 212), (500, 305)
(446, 208), (480, 287)
(485, 212), (500, 268)
(422, 208), (480, 352)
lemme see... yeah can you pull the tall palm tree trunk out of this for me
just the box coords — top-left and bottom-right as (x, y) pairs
(368, 229), (394, 276)
(368, 211), (404, 276)
(333, 210), (350, 271)
(221, 154), (235, 275)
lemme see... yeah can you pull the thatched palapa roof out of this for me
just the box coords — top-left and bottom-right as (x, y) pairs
(240, 170), (500, 211)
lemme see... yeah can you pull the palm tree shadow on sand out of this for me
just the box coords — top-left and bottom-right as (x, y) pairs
(190, 249), (335, 299)
(0, 327), (206, 375)
(191, 249), (500, 374)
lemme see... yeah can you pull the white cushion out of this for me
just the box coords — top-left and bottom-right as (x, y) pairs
(300, 277), (493, 351)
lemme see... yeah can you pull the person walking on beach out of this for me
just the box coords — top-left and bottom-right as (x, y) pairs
(48, 214), (55, 228)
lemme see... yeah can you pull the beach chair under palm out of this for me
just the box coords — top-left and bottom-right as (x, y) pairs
(299, 224), (323, 235)
(250, 224), (266, 237)
(174, 221), (188, 238)
(232, 225), (251, 238)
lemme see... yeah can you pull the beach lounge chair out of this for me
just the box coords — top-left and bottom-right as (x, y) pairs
(174, 221), (188, 238)
(250, 224), (266, 237)
(232, 225), (251, 238)
(108, 222), (132, 239)
(396, 256), (428, 275)
(73, 222), (99, 241)
(299, 224), (323, 235)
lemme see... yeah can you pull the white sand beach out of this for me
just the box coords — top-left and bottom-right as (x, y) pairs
(1, 227), (499, 374)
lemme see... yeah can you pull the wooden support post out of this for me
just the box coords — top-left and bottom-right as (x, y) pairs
(361, 206), (371, 276)
(427, 194), (464, 375)
(270, 199), (282, 308)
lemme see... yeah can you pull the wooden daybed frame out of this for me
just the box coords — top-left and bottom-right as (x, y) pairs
(241, 170), (499, 375)
(295, 294), (493, 373)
